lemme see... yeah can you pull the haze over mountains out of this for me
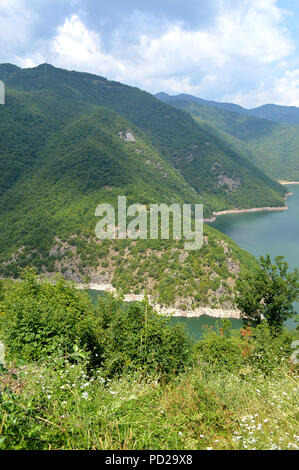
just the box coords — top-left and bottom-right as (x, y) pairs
(156, 92), (299, 126)
(157, 92), (299, 181)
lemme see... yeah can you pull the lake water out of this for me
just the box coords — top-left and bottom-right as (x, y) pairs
(170, 185), (299, 339)
(89, 186), (299, 340)
(210, 184), (299, 331)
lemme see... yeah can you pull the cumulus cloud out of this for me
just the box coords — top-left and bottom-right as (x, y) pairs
(225, 69), (299, 108)
(2, 0), (299, 106)
(0, 0), (37, 57)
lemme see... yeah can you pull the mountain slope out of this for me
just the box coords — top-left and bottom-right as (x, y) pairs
(0, 88), (201, 258)
(157, 93), (299, 181)
(249, 103), (299, 126)
(0, 64), (286, 213)
(156, 91), (299, 125)
(0, 64), (277, 310)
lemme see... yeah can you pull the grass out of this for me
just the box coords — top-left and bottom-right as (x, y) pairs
(0, 357), (298, 450)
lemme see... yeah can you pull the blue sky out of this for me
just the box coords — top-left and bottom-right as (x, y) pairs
(1, 0), (299, 107)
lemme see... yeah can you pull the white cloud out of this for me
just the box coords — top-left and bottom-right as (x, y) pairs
(51, 15), (124, 75)
(226, 69), (299, 108)
(5, 0), (298, 106)
(0, 0), (37, 57)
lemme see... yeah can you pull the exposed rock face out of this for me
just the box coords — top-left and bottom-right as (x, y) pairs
(75, 284), (241, 319)
(216, 174), (241, 192)
(212, 161), (241, 193)
(226, 258), (240, 276)
(118, 130), (136, 142)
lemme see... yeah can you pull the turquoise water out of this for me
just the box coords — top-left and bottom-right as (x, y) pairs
(170, 315), (242, 341)
(211, 184), (299, 331)
(89, 288), (242, 341)
(88, 187), (299, 340)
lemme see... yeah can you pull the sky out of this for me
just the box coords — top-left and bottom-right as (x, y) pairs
(1, 0), (299, 108)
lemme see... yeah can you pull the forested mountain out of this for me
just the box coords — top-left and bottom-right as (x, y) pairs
(157, 93), (299, 180)
(156, 91), (299, 125)
(0, 64), (284, 308)
(0, 64), (285, 213)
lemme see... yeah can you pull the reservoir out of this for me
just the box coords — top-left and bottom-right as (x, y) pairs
(172, 184), (299, 339)
(91, 185), (299, 340)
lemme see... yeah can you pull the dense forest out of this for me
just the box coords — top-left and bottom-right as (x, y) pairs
(0, 63), (284, 309)
(157, 92), (299, 181)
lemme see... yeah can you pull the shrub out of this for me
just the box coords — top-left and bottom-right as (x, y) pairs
(244, 323), (295, 374)
(97, 294), (193, 378)
(195, 324), (243, 372)
(0, 269), (103, 366)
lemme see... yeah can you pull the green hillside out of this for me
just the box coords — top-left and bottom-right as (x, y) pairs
(156, 91), (299, 125)
(249, 103), (299, 126)
(0, 64), (285, 209)
(0, 64), (282, 308)
(157, 93), (299, 181)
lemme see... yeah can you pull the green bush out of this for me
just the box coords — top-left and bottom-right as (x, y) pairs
(245, 323), (295, 374)
(0, 269), (102, 366)
(195, 325), (243, 372)
(97, 294), (193, 378)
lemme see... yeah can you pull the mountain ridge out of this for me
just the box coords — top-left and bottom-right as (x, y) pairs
(155, 91), (299, 125)
(156, 92), (299, 180)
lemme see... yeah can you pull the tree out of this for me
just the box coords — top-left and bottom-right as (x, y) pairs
(97, 294), (192, 378)
(235, 255), (299, 332)
(0, 268), (103, 365)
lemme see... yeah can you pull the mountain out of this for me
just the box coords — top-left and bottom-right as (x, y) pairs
(0, 64), (282, 309)
(0, 64), (285, 211)
(155, 92), (248, 116)
(156, 93), (299, 181)
(249, 104), (299, 126)
(156, 91), (299, 125)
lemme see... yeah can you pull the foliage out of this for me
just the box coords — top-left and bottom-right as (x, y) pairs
(0, 274), (298, 450)
(0, 269), (102, 366)
(244, 323), (295, 375)
(235, 254), (299, 331)
(0, 272), (193, 378)
(194, 325), (243, 372)
(97, 294), (193, 377)
(157, 93), (299, 181)
(0, 337), (298, 450)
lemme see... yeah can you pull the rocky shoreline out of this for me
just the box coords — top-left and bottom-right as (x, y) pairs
(204, 192), (292, 223)
(279, 181), (299, 185)
(204, 206), (288, 222)
(77, 283), (241, 319)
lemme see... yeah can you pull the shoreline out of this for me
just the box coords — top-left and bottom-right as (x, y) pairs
(204, 205), (288, 223)
(7, 184), (295, 321)
(279, 181), (299, 185)
(77, 283), (241, 319)
(204, 189), (293, 223)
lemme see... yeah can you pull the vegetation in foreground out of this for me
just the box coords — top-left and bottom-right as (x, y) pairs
(0, 267), (298, 450)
